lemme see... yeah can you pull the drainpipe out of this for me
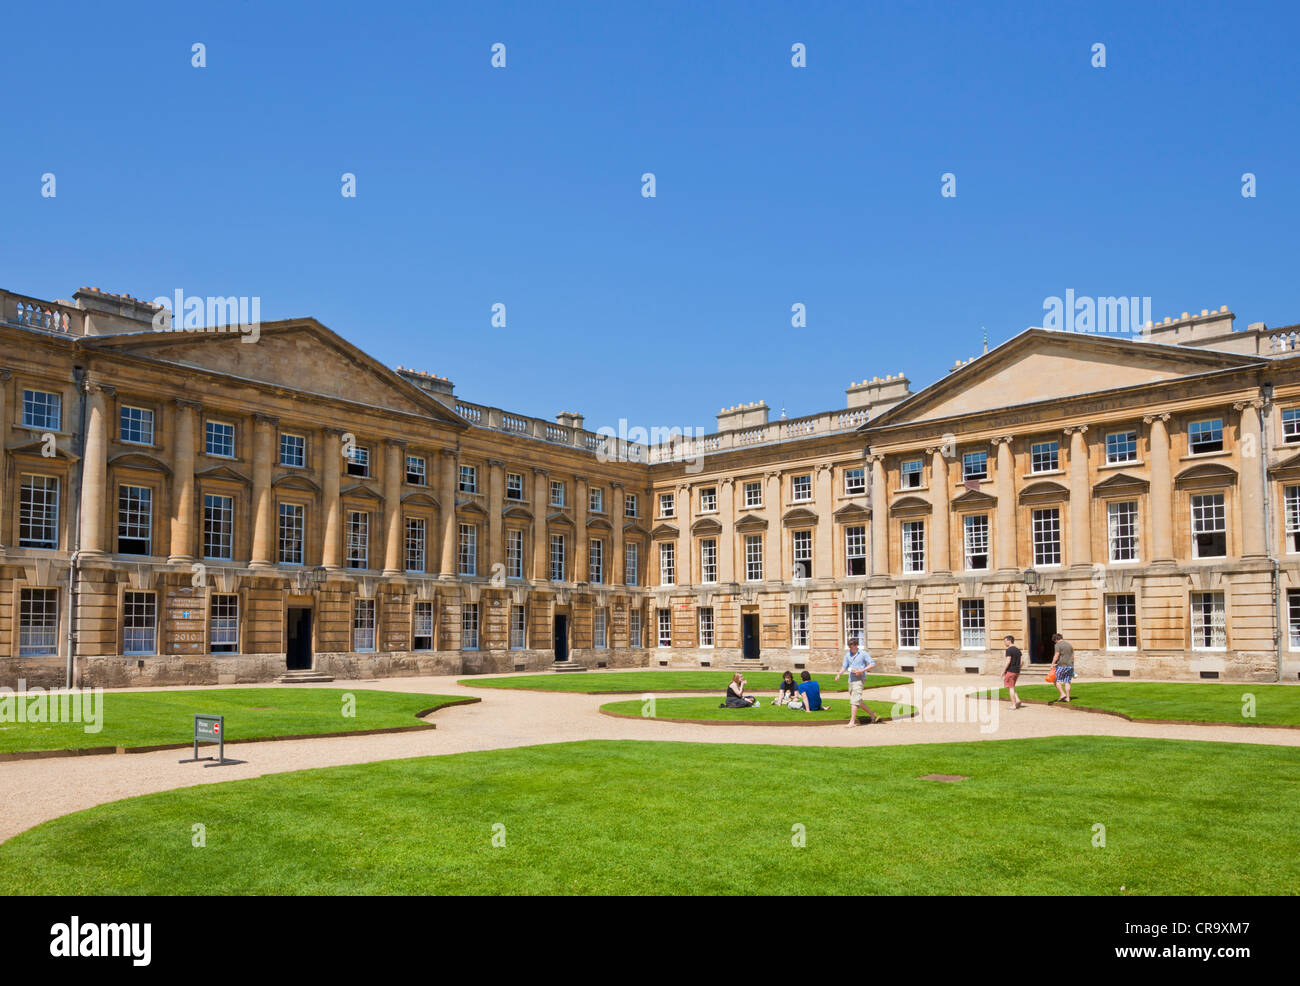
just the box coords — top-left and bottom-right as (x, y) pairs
(1259, 380), (1283, 682)
(67, 366), (89, 688)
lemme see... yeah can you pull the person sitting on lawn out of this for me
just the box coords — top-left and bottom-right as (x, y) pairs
(772, 670), (798, 706)
(795, 670), (828, 713)
(723, 672), (758, 708)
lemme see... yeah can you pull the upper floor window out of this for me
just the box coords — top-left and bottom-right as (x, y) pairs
(1031, 507), (1061, 566)
(623, 492), (638, 517)
(1283, 408), (1300, 444)
(900, 458), (924, 489)
(589, 487), (604, 513)
(280, 433), (305, 468)
(22, 389), (61, 430)
(844, 468), (865, 495)
(205, 420), (235, 458)
(1030, 440), (1059, 473)
(658, 492), (675, 518)
(1188, 418), (1224, 455)
(902, 521), (925, 573)
(743, 481), (763, 508)
(962, 451), (988, 482)
(120, 406), (154, 445)
(1191, 493), (1226, 558)
(550, 480), (566, 507)
(202, 493), (234, 560)
(506, 472), (524, 500)
(699, 487), (717, 512)
(963, 514), (989, 570)
(117, 485), (153, 555)
(845, 525), (867, 576)
(19, 475), (59, 549)
(1106, 430), (1138, 464)
(406, 455), (427, 486)
(792, 474), (812, 502)
(458, 464), (478, 493)
(346, 444), (369, 477)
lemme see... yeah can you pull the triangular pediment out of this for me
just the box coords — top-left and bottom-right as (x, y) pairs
(734, 513), (768, 532)
(650, 522), (679, 539)
(865, 330), (1262, 428)
(782, 507), (819, 527)
(951, 488), (997, 507)
(832, 502), (871, 520)
(196, 464), (251, 486)
(1092, 472), (1149, 494)
(83, 320), (468, 426)
(1269, 450), (1300, 479)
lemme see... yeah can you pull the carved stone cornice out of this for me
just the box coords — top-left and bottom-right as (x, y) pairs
(1232, 398), (1268, 413)
(175, 398), (202, 412)
(1063, 424), (1089, 436)
(1142, 412), (1170, 425)
(991, 435), (1014, 447)
(866, 453), (886, 466)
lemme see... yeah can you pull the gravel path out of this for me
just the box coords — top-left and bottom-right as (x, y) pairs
(1, 671), (1296, 843)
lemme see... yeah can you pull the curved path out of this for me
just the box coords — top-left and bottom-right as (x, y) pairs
(1, 671), (1296, 843)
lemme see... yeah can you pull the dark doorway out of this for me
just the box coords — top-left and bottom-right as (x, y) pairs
(742, 613), (761, 660)
(553, 614), (569, 662)
(287, 607), (313, 670)
(1027, 603), (1056, 664)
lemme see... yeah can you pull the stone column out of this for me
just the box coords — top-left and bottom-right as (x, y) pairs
(248, 413), (277, 567)
(575, 477), (589, 582)
(382, 438), (405, 575)
(814, 462), (833, 579)
(1145, 413), (1174, 563)
(531, 467), (549, 581)
(320, 426), (345, 569)
(869, 454), (888, 575)
(993, 436), (1017, 570)
(168, 399), (201, 562)
(676, 482), (691, 585)
(718, 477), (735, 584)
(611, 481), (626, 585)
(1236, 399), (1267, 558)
(439, 448), (458, 578)
(79, 381), (111, 557)
(928, 447), (950, 573)
(486, 458), (505, 575)
(765, 471), (782, 582)
(1065, 425), (1091, 566)
(0, 369), (9, 548)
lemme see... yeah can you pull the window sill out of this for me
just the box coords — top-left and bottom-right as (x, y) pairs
(893, 486), (928, 495)
(1180, 450), (1230, 462)
(1099, 459), (1142, 470)
(1022, 469), (1064, 480)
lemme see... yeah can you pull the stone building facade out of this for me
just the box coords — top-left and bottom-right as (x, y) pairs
(2, 286), (1299, 687)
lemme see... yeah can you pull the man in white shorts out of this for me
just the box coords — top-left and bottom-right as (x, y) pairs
(834, 637), (878, 726)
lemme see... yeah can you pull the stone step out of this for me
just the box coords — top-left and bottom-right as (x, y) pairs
(277, 671), (335, 683)
(726, 663), (770, 671)
(552, 663), (588, 672)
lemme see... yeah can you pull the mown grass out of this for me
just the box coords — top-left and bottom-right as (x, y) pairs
(601, 695), (910, 723)
(2, 737), (1295, 895)
(985, 682), (1300, 726)
(0, 688), (468, 753)
(457, 670), (910, 694)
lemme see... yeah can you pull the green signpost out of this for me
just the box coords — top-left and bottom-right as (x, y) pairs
(179, 714), (235, 766)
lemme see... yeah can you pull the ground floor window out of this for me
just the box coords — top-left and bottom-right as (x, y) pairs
(462, 603), (480, 650)
(123, 591), (157, 655)
(413, 601), (434, 651)
(210, 594), (239, 653)
(510, 605), (527, 649)
(1289, 591), (1300, 649)
(1106, 593), (1137, 649)
(594, 608), (608, 648)
(630, 609), (643, 647)
(791, 604), (809, 648)
(19, 588), (58, 657)
(353, 599), (376, 652)
(897, 600), (920, 649)
(843, 602), (864, 648)
(657, 608), (671, 647)
(959, 598), (985, 649)
(698, 607), (714, 647)
(1190, 591), (1226, 650)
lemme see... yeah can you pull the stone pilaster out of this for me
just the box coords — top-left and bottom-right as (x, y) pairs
(248, 413), (277, 567)
(869, 454), (888, 576)
(168, 399), (201, 563)
(718, 477), (735, 584)
(382, 438), (406, 575)
(79, 381), (112, 556)
(1235, 399), (1268, 558)
(320, 426), (345, 569)
(993, 436), (1016, 570)
(575, 477), (589, 582)
(0, 369), (9, 548)
(1144, 413), (1173, 563)
(439, 447), (458, 578)
(765, 470), (781, 582)
(486, 457), (505, 575)
(531, 467), (549, 581)
(814, 461), (833, 579)
(1065, 425), (1091, 566)
(611, 480), (626, 585)
(927, 446), (950, 573)
(676, 482), (691, 585)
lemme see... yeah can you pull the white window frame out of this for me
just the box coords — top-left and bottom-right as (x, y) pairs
(405, 517), (427, 573)
(743, 481), (762, 508)
(1030, 440), (1059, 473)
(1031, 507), (1061, 567)
(657, 608), (672, 648)
(959, 598), (986, 650)
(18, 587), (59, 657)
(1191, 493), (1227, 558)
(744, 534), (763, 582)
(278, 502), (305, 565)
(963, 514), (989, 571)
(346, 511), (370, 569)
(1107, 500), (1139, 563)
(19, 474), (60, 549)
(902, 520), (925, 573)
(698, 607), (714, 648)
(897, 600), (920, 650)
(843, 602), (865, 649)
(22, 389), (61, 430)
(792, 474), (812, 502)
(791, 604), (810, 649)
(659, 542), (676, 586)
(458, 523), (478, 576)
(462, 602), (480, 650)
(123, 590), (157, 656)
(844, 468), (866, 496)
(280, 432), (306, 468)
(205, 420), (235, 458)
(1190, 591), (1226, 650)
(550, 533), (566, 582)
(1106, 430), (1138, 464)
(203, 493), (234, 561)
(700, 538), (717, 584)
(120, 405), (154, 446)
(1106, 593), (1138, 650)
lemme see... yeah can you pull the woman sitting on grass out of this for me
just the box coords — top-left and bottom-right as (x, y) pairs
(723, 673), (759, 708)
(772, 671), (798, 706)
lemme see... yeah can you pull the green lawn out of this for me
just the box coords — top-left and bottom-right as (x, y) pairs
(986, 681), (1300, 727)
(601, 695), (911, 723)
(2, 737), (1295, 894)
(0, 688), (471, 754)
(458, 670), (910, 694)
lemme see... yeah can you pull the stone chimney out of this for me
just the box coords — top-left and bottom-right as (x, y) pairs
(716, 401), (769, 432)
(556, 411), (585, 431)
(71, 287), (164, 336)
(846, 373), (911, 417)
(396, 367), (456, 408)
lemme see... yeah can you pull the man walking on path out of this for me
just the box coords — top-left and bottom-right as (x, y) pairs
(1050, 632), (1075, 703)
(834, 636), (878, 726)
(1003, 634), (1024, 709)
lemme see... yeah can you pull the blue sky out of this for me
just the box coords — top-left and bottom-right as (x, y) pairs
(3, 0), (1297, 434)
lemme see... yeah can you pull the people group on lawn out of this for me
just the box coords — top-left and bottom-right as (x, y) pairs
(723, 637), (881, 726)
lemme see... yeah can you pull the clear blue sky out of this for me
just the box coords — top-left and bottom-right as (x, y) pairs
(4, 0), (1297, 434)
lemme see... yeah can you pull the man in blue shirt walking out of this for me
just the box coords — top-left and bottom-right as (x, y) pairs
(834, 637), (878, 726)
